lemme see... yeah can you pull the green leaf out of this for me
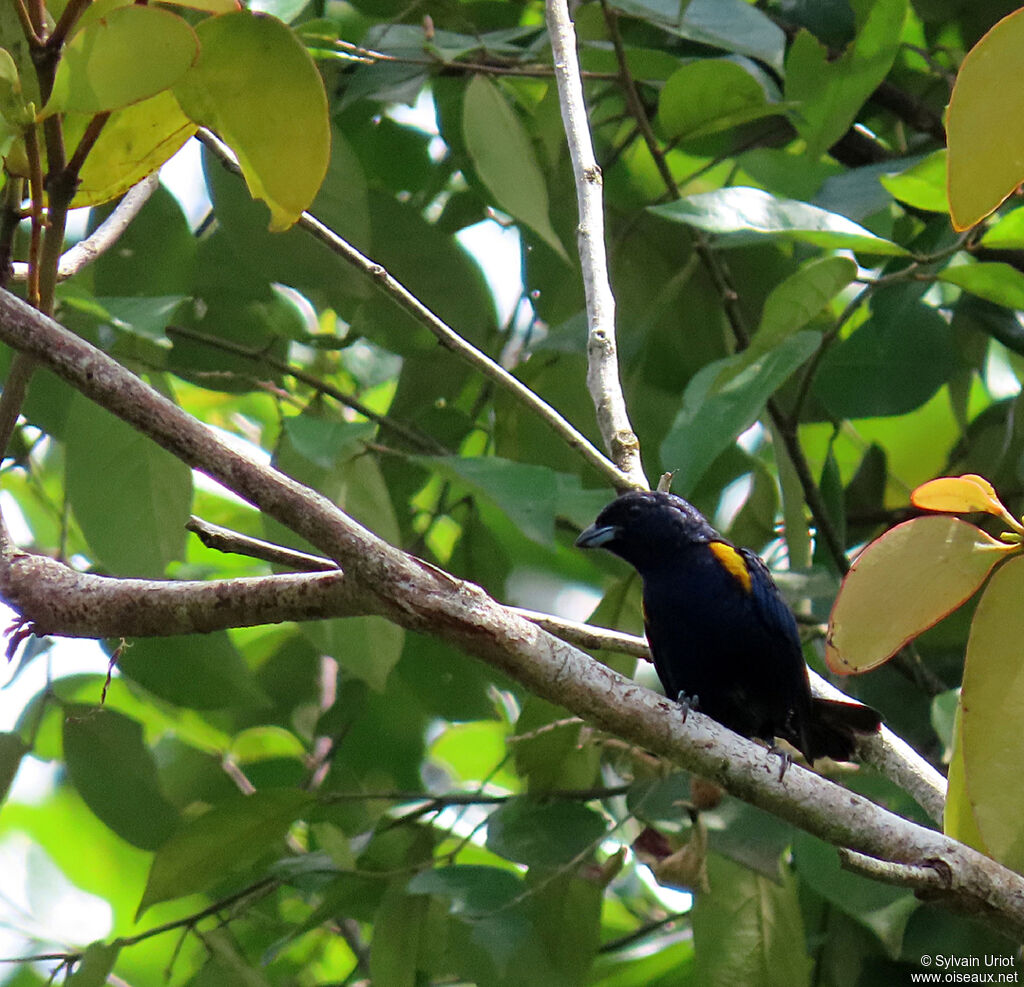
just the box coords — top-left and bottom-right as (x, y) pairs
(754, 255), (857, 354)
(407, 864), (525, 916)
(959, 555), (1024, 871)
(794, 832), (917, 957)
(463, 76), (567, 261)
(116, 633), (269, 710)
(485, 798), (607, 869)
(63, 706), (179, 850)
(979, 205), (1024, 248)
(692, 854), (812, 987)
(945, 704), (989, 854)
(64, 392), (192, 577)
(947, 7), (1024, 229)
(65, 942), (121, 987)
(813, 287), (954, 419)
(660, 331), (820, 496)
(369, 882), (431, 987)
(229, 726), (305, 764)
(46, 6), (198, 115)
(826, 517), (1014, 673)
(174, 10), (330, 230)
(651, 187), (908, 255)
(783, 0), (907, 159)
(137, 788), (312, 917)
(657, 59), (780, 141)
(879, 150), (949, 213)
(939, 262), (1024, 311)
(0, 731), (28, 805)
(423, 456), (560, 545)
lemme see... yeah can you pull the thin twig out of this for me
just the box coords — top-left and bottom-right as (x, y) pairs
(545, 0), (646, 489)
(197, 129), (631, 491)
(10, 174), (160, 284)
(186, 515), (339, 572)
(165, 323), (447, 454)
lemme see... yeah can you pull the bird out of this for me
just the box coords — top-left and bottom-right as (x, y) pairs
(576, 490), (881, 764)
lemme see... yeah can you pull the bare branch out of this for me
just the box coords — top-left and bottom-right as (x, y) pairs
(196, 129), (631, 491)
(545, 0), (645, 489)
(10, 174), (160, 284)
(0, 550), (366, 638)
(186, 516), (339, 572)
(0, 291), (1017, 936)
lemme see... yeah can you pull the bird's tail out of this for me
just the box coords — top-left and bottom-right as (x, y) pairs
(800, 698), (882, 762)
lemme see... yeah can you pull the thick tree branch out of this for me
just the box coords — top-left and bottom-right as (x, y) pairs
(182, 514), (947, 822)
(0, 550), (366, 638)
(0, 293), (1017, 936)
(544, 0), (646, 489)
(196, 129), (630, 491)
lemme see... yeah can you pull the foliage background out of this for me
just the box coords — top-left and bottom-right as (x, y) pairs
(3, 0), (1024, 983)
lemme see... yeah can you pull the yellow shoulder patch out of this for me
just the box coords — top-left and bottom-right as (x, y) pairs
(708, 541), (752, 593)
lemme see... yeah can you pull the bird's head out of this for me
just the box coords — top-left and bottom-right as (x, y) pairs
(575, 490), (718, 571)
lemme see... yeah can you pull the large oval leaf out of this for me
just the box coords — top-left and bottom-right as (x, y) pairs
(826, 516), (1015, 673)
(651, 187), (908, 256)
(947, 8), (1024, 230)
(174, 10), (330, 230)
(462, 75), (567, 261)
(959, 555), (1024, 871)
(46, 6), (198, 116)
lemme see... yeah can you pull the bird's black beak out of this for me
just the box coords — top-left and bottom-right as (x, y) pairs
(575, 523), (619, 549)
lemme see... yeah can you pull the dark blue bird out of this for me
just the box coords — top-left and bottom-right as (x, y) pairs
(576, 490), (880, 762)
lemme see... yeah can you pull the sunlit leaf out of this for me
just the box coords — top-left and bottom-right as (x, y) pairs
(911, 474), (1014, 521)
(938, 262), (1024, 311)
(944, 704), (989, 853)
(879, 151), (949, 213)
(174, 10), (330, 230)
(657, 59), (780, 141)
(826, 516), (1016, 673)
(947, 8), (1024, 230)
(45, 6), (198, 116)
(70, 90), (196, 207)
(651, 187), (909, 256)
(959, 555), (1024, 871)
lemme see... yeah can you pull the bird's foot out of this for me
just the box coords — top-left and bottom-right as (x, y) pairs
(767, 743), (792, 781)
(675, 692), (700, 722)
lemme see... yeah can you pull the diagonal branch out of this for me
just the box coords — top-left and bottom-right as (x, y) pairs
(0, 291), (1018, 936)
(545, 0), (646, 489)
(10, 174), (160, 284)
(196, 129), (631, 492)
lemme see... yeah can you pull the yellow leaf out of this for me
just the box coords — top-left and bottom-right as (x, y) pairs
(959, 555), (1024, 871)
(947, 8), (1024, 230)
(174, 10), (330, 231)
(911, 474), (1007, 517)
(826, 516), (1014, 674)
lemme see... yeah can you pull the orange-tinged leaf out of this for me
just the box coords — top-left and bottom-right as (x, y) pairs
(174, 10), (330, 231)
(947, 8), (1024, 230)
(826, 516), (1014, 674)
(911, 474), (1008, 517)
(958, 555), (1024, 871)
